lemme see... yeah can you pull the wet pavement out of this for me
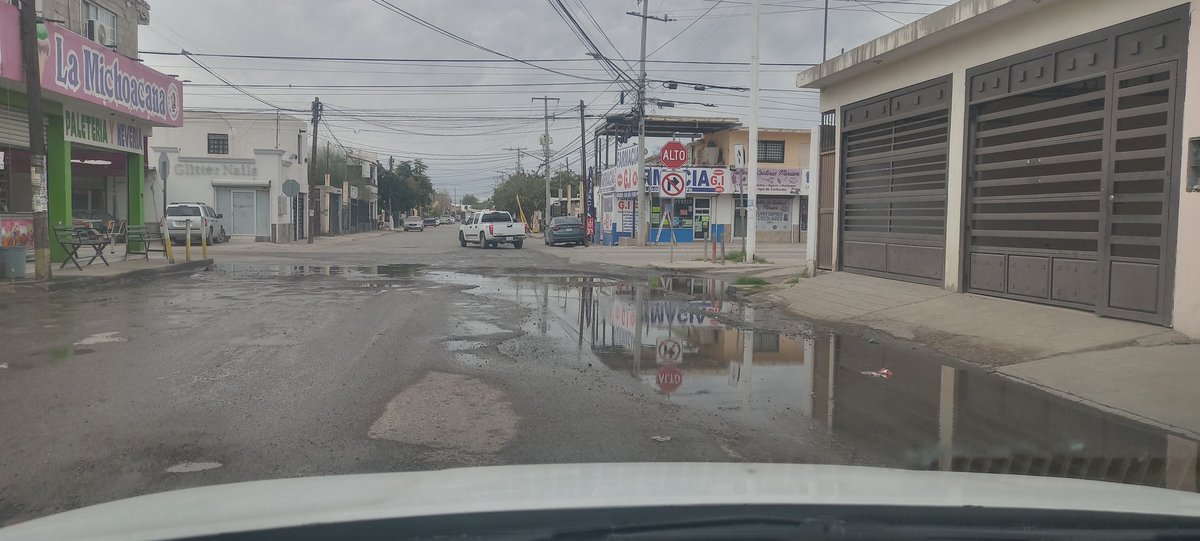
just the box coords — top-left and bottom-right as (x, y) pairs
(1, 256), (1197, 524)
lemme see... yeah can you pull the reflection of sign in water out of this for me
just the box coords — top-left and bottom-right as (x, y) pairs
(656, 364), (683, 394)
(756, 197), (791, 231)
(656, 339), (682, 365)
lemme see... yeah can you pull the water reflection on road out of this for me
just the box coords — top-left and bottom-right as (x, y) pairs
(437, 272), (1200, 494)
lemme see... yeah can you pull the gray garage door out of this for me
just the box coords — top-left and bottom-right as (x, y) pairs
(964, 7), (1184, 325)
(839, 77), (950, 285)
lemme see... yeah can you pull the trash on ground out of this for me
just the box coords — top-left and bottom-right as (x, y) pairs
(650, 435), (672, 442)
(860, 368), (894, 379)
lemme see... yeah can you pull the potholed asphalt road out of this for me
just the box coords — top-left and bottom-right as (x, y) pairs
(0, 227), (1191, 524)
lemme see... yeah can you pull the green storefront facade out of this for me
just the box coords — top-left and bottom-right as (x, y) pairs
(0, 3), (181, 262)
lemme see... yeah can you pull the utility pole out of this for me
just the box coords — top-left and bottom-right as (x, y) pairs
(19, 0), (50, 279)
(532, 96), (558, 228)
(746, 0), (760, 262)
(503, 147), (527, 174)
(627, 2), (674, 246)
(307, 97), (322, 244)
(822, 0), (830, 61)
(579, 100), (589, 246)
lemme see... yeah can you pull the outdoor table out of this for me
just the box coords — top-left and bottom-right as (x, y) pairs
(53, 225), (110, 271)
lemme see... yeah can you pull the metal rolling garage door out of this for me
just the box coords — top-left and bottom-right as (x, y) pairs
(964, 7), (1185, 325)
(0, 105), (30, 147)
(839, 77), (950, 285)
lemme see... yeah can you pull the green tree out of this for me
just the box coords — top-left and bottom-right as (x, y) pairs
(378, 159), (434, 219)
(491, 170), (580, 220)
(460, 194), (480, 207)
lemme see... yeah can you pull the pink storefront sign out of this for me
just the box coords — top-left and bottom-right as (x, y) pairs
(0, 3), (182, 127)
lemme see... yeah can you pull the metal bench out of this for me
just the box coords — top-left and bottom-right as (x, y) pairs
(124, 224), (168, 261)
(53, 226), (110, 271)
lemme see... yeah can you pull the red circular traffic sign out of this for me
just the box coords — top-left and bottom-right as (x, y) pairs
(660, 140), (688, 169)
(656, 364), (683, 394)
(661, 171), (686, 198)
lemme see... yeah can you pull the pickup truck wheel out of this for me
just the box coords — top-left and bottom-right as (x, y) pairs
(459, 232), (467, 247)
(479, 233), (488, 248)
(513, 240), (523, 249)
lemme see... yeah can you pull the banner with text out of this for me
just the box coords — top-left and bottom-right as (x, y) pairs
(63, 107), (144, 154)
(731, 168), (809, 195)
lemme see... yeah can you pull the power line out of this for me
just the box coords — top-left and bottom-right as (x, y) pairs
(139, 50), (816, 67)
(647, 0), (723, 57)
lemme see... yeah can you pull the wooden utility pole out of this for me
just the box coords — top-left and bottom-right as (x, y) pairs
(19, 0), (50, 279)
(626, 2), (674, 246)
(307, 97), (321, 244)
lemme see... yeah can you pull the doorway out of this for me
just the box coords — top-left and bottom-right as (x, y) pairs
(693, 197), (711, 240)
(231, 190), (257, 235)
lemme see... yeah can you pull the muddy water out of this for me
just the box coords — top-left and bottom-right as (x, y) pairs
(429, 271), (1200, 494)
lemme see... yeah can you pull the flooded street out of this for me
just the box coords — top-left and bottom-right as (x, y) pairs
(1, 243), (1196, 524)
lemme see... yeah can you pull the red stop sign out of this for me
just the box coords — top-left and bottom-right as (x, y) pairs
(656, 364), (683, 394)
(660, 141), (688, 169)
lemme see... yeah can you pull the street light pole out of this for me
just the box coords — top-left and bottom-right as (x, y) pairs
(533, 96), (559, 229)
(746, 0), (760, 263)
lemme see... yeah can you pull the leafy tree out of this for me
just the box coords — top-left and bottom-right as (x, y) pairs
(378, 159), (434, 220)
(491, 170), (580, 220)
(460, 194), (480, 207)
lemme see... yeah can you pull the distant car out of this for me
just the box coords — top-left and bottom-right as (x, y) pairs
(438, 216), (454, 225)
(546, 216), (585, 247)
(424, 217), (439, 227)
(404, 216), (425, 232)
(166, 202), (227, 243)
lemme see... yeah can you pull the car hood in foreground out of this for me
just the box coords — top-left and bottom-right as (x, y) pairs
(3, 463), (1200, 541)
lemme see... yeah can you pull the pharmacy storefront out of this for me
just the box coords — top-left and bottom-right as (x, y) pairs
(598, 162), (733, 244)
(0, 3), (182, 261)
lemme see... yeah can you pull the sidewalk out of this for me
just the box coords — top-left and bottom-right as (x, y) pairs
(758, 271), (1200, 438)
(7, 255), (213, 291)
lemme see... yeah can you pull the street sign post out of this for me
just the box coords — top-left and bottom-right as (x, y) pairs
(656, 364), (683, 394)
(660, 140), (688, 169)
(660, 171), (686, 198)
(656, 338), (682, 364)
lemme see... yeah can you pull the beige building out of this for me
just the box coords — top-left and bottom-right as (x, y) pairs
(799, 0), (1200, 336)
(689, 128), (812, 243)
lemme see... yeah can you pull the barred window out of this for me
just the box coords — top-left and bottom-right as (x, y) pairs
(207, 133), (229, 155)
(758, 140), (784, 163)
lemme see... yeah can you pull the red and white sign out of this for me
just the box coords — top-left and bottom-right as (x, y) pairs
(656, 364), (683, 394)
(660, 171), (686, 198)
(659, 141), (688, 169)
(585, 215), (595, 236)
(656, 339), (682, 365)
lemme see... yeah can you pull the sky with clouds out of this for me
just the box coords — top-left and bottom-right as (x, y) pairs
(137, 0), (955, 199)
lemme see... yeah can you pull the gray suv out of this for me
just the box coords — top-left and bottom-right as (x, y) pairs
(166, 203), (228, 244)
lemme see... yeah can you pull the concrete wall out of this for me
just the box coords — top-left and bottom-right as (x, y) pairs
(811, 0), (1198, 334)
(1176, 5), (1200, 337)
(41, 0), (147, 59)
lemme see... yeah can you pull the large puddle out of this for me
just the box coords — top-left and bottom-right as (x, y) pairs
(433, 272), (1200, 494)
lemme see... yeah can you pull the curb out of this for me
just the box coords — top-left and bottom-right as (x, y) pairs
(32, 259), (215, 292)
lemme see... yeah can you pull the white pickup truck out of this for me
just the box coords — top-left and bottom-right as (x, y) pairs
(460, 210), (526, 249)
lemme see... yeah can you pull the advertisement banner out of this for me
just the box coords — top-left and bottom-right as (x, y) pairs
(63, 107), (144, 154)
(599, 145), (641, 192)
(0, 215), (34, 250)
(731, 168), (809, 195)
(756, 197), (791, 231)
(0, 4), (182, 126)
(643, 167), (729, 195)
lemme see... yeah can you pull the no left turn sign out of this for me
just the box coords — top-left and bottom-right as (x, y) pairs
(661, 171), (686, 198)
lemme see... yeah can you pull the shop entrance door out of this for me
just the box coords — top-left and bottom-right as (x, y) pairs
(693, 198), (711, 240)
(231, 190), (257, 236)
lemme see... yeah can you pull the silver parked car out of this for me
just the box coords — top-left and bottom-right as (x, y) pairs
(404, 216), (425, 231)
(166, 202), (227, 243)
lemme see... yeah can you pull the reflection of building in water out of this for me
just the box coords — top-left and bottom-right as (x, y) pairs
(811, 333), (1200, 493)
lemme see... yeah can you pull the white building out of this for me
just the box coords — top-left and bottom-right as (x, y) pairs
(799, 0), (1200, 336)
(146, 111), (309, 242)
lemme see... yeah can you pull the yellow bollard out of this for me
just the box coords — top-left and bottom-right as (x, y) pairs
(163, 224), (176, 264)
(201, 224), (208, 260)
(185, 221), (192, 262)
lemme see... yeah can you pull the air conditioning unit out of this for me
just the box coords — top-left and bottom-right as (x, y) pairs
(282, 153), (298, 166)
(85, 19), (115, 48)
(698, 147), (720, 165)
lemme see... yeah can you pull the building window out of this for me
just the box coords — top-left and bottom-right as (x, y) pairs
(758, 140), (784, 163)
(83, 1), (118, 48)
(752, 332), (780, 353)
(207, 133), (229, 155)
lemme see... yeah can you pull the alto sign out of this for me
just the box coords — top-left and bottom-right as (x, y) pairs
(659, 140), (687, 169)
